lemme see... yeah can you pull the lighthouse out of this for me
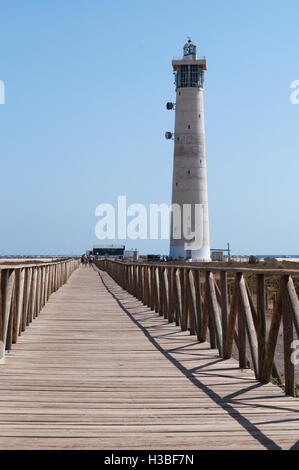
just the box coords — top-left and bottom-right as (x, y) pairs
(166, 40), (211, 261)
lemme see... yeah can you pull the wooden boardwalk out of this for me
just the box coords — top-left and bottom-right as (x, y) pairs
(0, 266), (298, 450)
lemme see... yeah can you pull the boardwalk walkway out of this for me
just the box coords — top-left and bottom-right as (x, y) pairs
(0, 266), (298, 449)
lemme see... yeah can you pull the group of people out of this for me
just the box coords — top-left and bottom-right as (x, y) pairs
(81, 254), (93, 267)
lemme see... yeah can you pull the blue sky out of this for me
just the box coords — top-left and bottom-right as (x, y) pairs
(0, 0), (298, 255)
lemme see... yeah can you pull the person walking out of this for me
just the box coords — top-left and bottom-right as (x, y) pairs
(81, 254), (88, 267)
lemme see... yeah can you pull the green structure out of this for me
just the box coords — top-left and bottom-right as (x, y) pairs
(92, 245), (125, 257)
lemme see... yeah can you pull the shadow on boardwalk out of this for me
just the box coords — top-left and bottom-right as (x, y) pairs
(97, 267), (299, 451)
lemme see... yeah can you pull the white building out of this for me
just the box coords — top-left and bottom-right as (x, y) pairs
(167, 40), (211, 261)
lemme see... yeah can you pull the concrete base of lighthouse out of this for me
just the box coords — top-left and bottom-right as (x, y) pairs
(169, 245), (211, 262)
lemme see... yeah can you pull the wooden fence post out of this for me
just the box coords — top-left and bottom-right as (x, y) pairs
(207, 271), (223, 356)
(1, 270), (15, 351)
(220, 271), (229, 357)
(281, 275), (295, 396)
(174, 268), (182, 327)
(13, 268), (25, 343)
(238, 274), (259, 378)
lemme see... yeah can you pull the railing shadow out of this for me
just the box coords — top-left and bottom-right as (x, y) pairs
(96, 268), (299, 450)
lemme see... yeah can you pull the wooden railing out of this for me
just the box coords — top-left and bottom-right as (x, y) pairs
(0, 258), (79, 361)
(96, 259), (299, 397)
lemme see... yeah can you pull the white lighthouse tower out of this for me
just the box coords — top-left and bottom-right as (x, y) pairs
(166, 39), (211, 261)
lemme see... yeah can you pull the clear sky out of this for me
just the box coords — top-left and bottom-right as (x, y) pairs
(0, 0), (298, 255)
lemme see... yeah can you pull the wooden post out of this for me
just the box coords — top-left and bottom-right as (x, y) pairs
(262, 287), (282, 383)
(284, 275), (299, 338)
(187, 270), (197, 336)
(44, 266), (49, 303)
(144, 266), (149, 306)
(22, 268), (32, 330)
(150, 267), (155, 311)
(207, 272), (223, 355)
(220, 271), (229, 357)
(134, 265), (138, 298)
(238, 274), (259, 378)
(30, 268), (37, 322)
(168, 268), (175, 323)
(256, 274), (266, 381)
(13, 268), (25, 343)
(1, 270), (15, 350)
(181, 268), (188, 331)
(162, 268), (169, 320)
(158, 267), (164, 316)
(281, 275), (295, 396)
(35, 268), (41, 318)
(193, 270), (203, 341)
(225, 274), (239, 359)
(238, 293), (246, 369)
(174, 269), (182, 327)
(137, 265), (142, 301)
(154, 267), (160, 313)
(201, 276), (209, 342)
(6, 280), (16, 352)
(125, 265), (129, 292)
(141, 266), (146, 303)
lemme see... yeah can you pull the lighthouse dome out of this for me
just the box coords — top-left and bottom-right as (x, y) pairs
(183, 39), (197, 57)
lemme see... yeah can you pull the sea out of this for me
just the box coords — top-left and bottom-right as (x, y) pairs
(237, 255), (299, 259)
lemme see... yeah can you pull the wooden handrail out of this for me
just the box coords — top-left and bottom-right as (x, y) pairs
(96, 258), (299, 397)
(0, 257), (78, 270)
(103, 259), (299, 276)
(0, 258), (80, 361)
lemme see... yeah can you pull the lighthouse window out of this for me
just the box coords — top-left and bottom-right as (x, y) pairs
(190, 65), (199, 87)
(187, 170), (190, 174)
(176, 182), (178, 186)
(180, 65), (189, 88)
(188, 125), (190, 129)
